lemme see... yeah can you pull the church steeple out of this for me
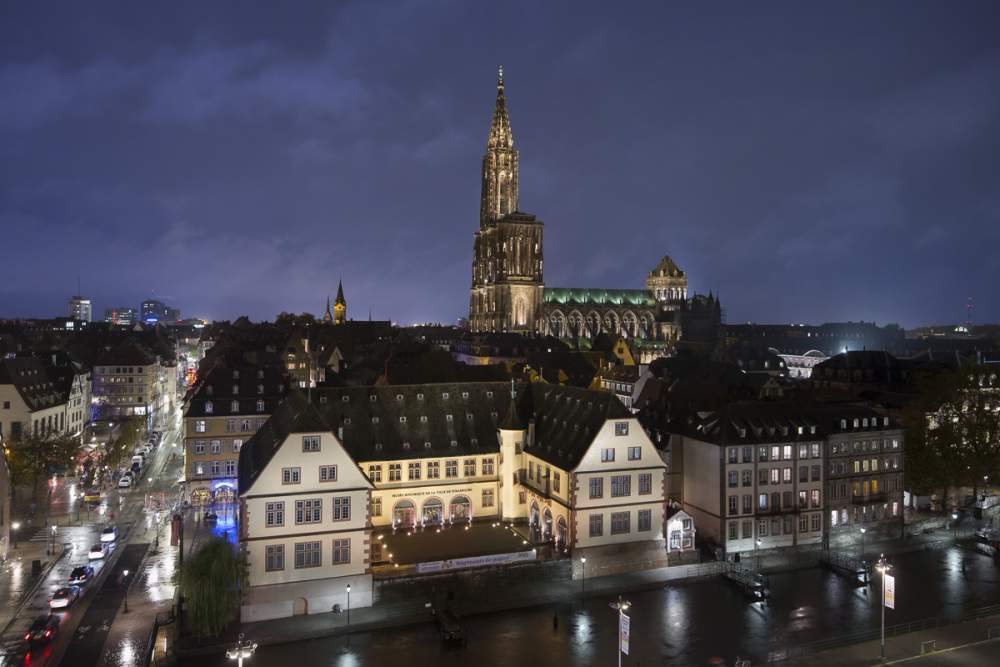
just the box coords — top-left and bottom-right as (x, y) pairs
(333, 280), (346, 325)
(322, 296), (333, 323)
(480, 65), (519, 228)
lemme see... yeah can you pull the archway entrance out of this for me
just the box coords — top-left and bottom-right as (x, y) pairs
(393, 500), (415, 528)
(543, 508), (553, 540)
(293, 597), (308, 616)
(556, 517), (568, 549)
(213, 485), (235, 504)
(450, 495), (471, 521)
(422, 498), (443, 525)
(190, 489), (210, 506)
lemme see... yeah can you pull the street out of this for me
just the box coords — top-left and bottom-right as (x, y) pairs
(185, 545), (1000, 667)
(0, 405), (188, 667)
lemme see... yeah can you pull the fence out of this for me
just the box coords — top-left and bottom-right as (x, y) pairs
(768, 603), (1000, 663)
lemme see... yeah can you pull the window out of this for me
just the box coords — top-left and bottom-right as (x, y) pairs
(294, 541), (321, 569)
(205, 401), (214, 414)
(610, 512), (630, 535)
(615, 422), (629, 436)
(799, 466), (808, 483)
(728, 496), (738, 516)
(257, 384), (264, 395)
(729, 522), (738, 540)
(230, 400), (239, 412)
(758, 447), (769, 462)
(320, 465), (338, 482)
(812, 443), (821, 458)
(232, 439), (243, 452)
(638, 509), (652, 532)
(388, 464), (401, 481)
(589, 514), (603, 537)
(783, 467), (792, 483)
(256, 400), (265, 412)
(368, 465), (381, 482)
(742, 495), (752, 514)
(601, 448), (615, 462)
(810, 489), (820, 508)
(427, 461), (440, 479)
(758, 469), (768, 486)
(728, 447), (738, 464)
(195, 463), (205, 475)
(638, 473), (652, 495)
(265, 502), (284, 527)
(811, 514), (821, 531)
(742, 446), (753, 463)
(464, 459), (476, 476)
(445, 460), (458, 478)
(798, 444), (809, 459)
(333, 496), (351, 521)
(282, 467), (301, 484)
(408, 462), (421, 480)
(589, 477), (604, 499)
(265, 544), (284, 571)
(333, 538), (351, 564)
(610, 475), (631, 497)
(226, 460), (236, 476)
(302, 435), (321, 452)
(194, 420), (206, 433)
(811, 465), (821, 482)
(482, 458), (495, 475)
(210, 440), (221, 454)
(758, 494), (768, 511)
(482, 489), (494, 507)
(194, 441), (206, 455)
(743, 520), (752, 539)
(798, 490), (807, 508)
(771, 446), (780, 461)
(758, 520), (769, 537)
(553, 472), (561, 493)
(372, 497), (382, 516)
(295, 499), (322, 524)
(770, 468), (780, 484)
(728, 471), (738, 488)
(519, 490), (526, 504)
(783, 445), (792, 460)
(741, 470), (752, 487)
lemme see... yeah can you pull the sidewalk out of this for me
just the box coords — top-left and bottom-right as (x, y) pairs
(805, 613), (1000, 666)
(0, 538), (64, 633)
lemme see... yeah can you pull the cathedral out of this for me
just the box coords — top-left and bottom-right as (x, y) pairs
(468, 69), (719, 344)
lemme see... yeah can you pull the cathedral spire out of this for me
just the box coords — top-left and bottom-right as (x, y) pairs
(488, 65), (513, 150)
(333, 279), (346, 325)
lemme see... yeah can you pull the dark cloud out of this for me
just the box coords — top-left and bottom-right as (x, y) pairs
(1, 0), (998, 327)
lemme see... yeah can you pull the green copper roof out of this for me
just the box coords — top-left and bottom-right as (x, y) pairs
(543, 287), (655, 307)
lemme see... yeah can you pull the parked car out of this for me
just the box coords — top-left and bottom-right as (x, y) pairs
(88, 543), (107, 560)
(100, 525), (118, 543)
(118, 475), (132, 489)
(24, 614), (59, 646)
(48, 587), (80, 610)
(68, 566), (95, 585)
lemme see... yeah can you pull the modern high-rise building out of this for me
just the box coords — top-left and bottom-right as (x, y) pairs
(104, 307), (138, 326)
(68, 295), (92, 322)
(141, 299), (181, 324)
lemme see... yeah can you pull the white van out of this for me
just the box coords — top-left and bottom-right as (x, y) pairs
(131, 454), (145, 468)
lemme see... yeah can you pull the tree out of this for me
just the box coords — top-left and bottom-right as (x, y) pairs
(179, 538), (245, 639)
(102, 417), (143, 471)
(6, 433), (81, 504)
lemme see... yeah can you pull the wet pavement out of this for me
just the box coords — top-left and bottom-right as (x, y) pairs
(184, 545), (1000, 667)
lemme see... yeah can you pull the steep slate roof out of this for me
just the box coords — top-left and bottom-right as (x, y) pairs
(184, 360), (287, 418)
(312, 382), (510, 462)
(517, 383), (630, 469)
(677, 401), (898, 447)
(95, 338), (157, 367)
(0, 357), (66, 411)
(543, 287), (655, 308)
(238, 390), (332, 494)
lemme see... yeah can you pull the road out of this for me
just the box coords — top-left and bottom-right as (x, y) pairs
(184, 544), (1000, 667)
(0, 405), (186, 667)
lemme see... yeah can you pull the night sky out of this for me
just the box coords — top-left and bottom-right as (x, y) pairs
(2, 1), (998, 327)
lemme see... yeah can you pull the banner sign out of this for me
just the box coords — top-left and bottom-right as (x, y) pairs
(620, 613), (630, 655)
(416, 549), (536, 573)
(884, 574), (895, 609)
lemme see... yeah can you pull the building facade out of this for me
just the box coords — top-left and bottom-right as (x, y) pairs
(0, 357), (68, 443)
(67, 296), (92, 323)
(92, 340), (163, 424)
(183, 361), (286, 504)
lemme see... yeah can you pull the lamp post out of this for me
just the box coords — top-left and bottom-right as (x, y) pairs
(859, 527), (867, 557)
(12, 521), (20, 549)
(951, 511), (959, 540)
(755, 538), (762, 571)
(609, 595), (631, 667)
(875, 554), (892, 660)
(123, 569), (130, 613)
(49, 525), (57, 556)
(346, 583), (351, 625)
(226, 633), (258, 667)
(581, 557), (587, 595)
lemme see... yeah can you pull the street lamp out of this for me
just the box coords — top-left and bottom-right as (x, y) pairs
(123, 569), (130, 613)
(951, 511), (959, 540)
(12, 521), (20, 549)
(346, 583), (351, 625)
(609, 595), (631, 667)
(226, 633), (258, 667)
(875, 554), (892, 660)
(859, 527), (867, 557)
(49, 525), (57, 556)
(755, 538), (762, 571)
(581, 557), (587, 595)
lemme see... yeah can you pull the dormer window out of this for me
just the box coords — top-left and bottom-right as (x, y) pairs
(257, 384), (264, 395)
(372, 416), (380, 424)
(205, 401), (213, 414)
(374, 442), (383, 451)
(417, 393), (424, 401)
(853, 418), (859, 428)
(344, 417), (351, 425)
(420, 415), (428, 423)
(738, 428), (747, 438)
(883, 417), (889, 427)
(399, 416), (407, 423)
(450, 440), (458, 448)
(491, 411), (498, 419)
(862, 418), (869, 427)
(810, 426), (817, 434)
(256, 400), (265, 412)
(466, 413), (474, 421)
(230, 400), (239, 412)
(369, 394), (377, 402)
(446, 414), (453, 422)
(486, 391), (493, 398)
(342, 395), (349, 403)
(797, 426), (803, 435)
(442, 392), (450, 400)
(424, 441), (432, 449)
(402, 442), (411, 450)
(257, 370), (264, 379)
(396, 394), (404, 401)
(471, 437), (478, 446)
(206, 385), (214, 396)
(462, 392), (469, 399)
(319, 395), (328, 404)
(840, 419), (847, 429)
(232, 370), (240, 380)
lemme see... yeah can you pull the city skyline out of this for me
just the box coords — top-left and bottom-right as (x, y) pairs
(2, 1), (999, 327)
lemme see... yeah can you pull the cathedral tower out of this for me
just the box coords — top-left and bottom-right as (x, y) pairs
(333, 280), (346, 325)
(469, 67), (544, 334)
